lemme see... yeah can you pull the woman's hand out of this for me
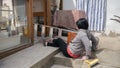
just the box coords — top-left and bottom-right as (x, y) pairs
(81, 56), (89, 61)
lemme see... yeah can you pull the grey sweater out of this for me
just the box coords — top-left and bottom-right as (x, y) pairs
(69, 29), (98, 56)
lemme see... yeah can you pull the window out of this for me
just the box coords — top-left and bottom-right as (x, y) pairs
(0, 0), (31, 52)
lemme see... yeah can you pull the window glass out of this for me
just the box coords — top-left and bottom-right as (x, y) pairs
(0, 0), (30, 51)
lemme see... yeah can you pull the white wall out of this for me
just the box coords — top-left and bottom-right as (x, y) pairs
(105, 0), (120, 34)
(63, 0), (120, 34)
(63, 0), (76, 10)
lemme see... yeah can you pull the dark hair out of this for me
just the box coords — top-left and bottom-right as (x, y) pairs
(76, 18), (89, 29)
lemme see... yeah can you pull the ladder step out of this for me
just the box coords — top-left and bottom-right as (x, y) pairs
(41, 25), (77, 38)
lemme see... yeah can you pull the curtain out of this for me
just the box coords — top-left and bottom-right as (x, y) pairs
(76, 0), (107, 31)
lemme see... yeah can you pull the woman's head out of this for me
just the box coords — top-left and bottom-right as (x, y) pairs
(76, 18), (89, 30)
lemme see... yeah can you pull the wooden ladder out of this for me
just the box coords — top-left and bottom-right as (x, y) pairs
(40, 25), (77, 46)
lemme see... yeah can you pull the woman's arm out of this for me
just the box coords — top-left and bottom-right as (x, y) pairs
(81, 35), (92, 57)
(89, 33), (99, 51)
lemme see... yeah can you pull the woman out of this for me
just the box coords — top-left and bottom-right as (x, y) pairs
(46, 18), (99, 60)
